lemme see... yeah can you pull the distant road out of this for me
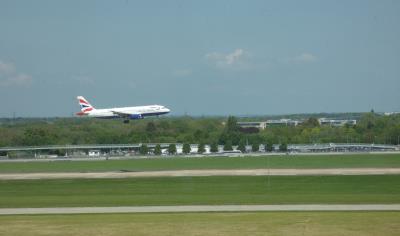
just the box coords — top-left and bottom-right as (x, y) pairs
(1, 204), (400, 215)
(1, 168), (400, 180)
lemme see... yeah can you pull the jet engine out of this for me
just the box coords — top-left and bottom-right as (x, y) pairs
(129, 114), (143, 119)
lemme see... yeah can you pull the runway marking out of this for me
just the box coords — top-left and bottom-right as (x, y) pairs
(1, 204), (400, 215)
(1, 168), (400, 180)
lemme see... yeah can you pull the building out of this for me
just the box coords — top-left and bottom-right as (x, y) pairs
(238, 117), (360, 130)
(267, 119), (300, 127)
(237, 122), (268, 130)
(238, 119), (300, 130)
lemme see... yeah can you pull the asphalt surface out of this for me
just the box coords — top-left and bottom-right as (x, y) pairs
(0, 168), (400, 180)
(1, 204), (400, 215)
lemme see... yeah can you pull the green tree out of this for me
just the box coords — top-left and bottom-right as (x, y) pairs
(223, 140), (233, 151)
(226, 116), (239, 133)
(358, 113), (377, 131)
(302, 117), (320, 128)
(182, 143), (191, 154)
(154, 144), (162, 155)
(168, 144), (177, 154)
(146, 121), (157, 133)
(139, 144), (148, 155)
(237, 140), (246, 153)
(197, 143), (206, 154)
(265, 142), (274, 152)
(219, 116), (242, 145)
(252, 142), (259, 152)
(210, 143), (219, 153)
(279, 143), (288, 152)
(193, 130), (205, 143)
(6, 114), (400, 151)
(22, 127), (55, 146)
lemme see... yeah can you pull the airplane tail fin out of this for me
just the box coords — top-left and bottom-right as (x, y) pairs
(76, 96), (95, 115)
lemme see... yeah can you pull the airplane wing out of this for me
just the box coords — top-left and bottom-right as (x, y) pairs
(111, 111), (143, 119)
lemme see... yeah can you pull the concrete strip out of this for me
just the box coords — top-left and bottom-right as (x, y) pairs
(1, 168), (400, 180)
(1, 204), (400, 215)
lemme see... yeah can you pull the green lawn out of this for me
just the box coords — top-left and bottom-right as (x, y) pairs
(0, 175), (399, 208)
(1, 154), (400, 173)
(1, 212), (399, 236)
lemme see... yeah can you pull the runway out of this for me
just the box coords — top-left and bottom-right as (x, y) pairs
(1, 168), (400, 180)
(1, 204), (400, 215)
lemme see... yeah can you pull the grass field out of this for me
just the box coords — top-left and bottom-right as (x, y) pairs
(1, 155), (399, 236)
(0, 175), (399, 208)
(1, 212), (399, 236)
(1, 154), (400, 173)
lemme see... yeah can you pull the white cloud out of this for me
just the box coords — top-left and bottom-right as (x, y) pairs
(204, 50), (317, 71)
(0, 61), (16, 75)
(8, 73), (32, 85)
(0, 60), (32, 87)
(172, 69), (192, 77)
(292, 53), (318, 63)
(225, 49), (244, 65)
(205, 49), (249, 69)
(0, 73), (32, 87)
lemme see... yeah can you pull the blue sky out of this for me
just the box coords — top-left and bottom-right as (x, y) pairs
(0, 0), (399, 117)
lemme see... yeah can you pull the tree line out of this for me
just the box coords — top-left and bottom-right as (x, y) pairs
(0, 112), (400, 148)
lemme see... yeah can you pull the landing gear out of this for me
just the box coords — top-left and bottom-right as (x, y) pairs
(123, 119), (130, 124)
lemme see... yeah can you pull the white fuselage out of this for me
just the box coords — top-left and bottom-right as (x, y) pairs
(86, 105), (170, 119)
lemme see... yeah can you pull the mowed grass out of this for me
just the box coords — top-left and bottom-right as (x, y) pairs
(1, 154), (400, 173)
(0, 175), (399, 208)
(1, 212), (400, 236)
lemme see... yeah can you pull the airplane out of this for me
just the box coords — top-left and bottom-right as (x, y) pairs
(76, 96), (170, 123)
